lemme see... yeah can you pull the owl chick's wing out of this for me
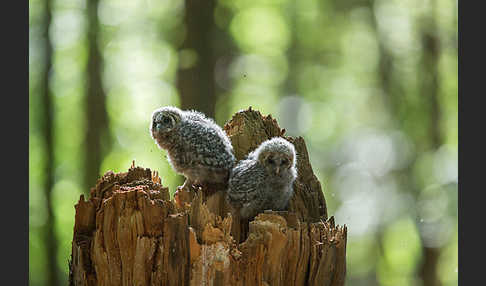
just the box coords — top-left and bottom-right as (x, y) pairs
(227, 160), (266, 207)
(180, 121), (235, 170)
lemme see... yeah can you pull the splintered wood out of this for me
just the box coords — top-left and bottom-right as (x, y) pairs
(70, 108), (347, 286)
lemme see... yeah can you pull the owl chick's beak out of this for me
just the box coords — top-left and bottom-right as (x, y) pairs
(155, 122), (162, 131)
(275, 167), (280, 175)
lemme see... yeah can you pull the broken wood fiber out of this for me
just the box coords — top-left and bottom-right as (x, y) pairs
(70, 108), (347, 286)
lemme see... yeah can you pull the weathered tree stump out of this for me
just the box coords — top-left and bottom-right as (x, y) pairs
(70, 108), (347, 286)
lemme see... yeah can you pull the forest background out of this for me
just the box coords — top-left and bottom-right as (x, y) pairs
(29, 0), (458, 285)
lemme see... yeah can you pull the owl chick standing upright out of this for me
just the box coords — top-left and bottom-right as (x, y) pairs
(150, 106), (236, 191)
(227, 137), (298, 220)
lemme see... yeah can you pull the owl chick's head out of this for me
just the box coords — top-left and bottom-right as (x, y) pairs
(253, 137), (297, 178)
(150, 106), (182, 143)
(151, 106), (182, 133)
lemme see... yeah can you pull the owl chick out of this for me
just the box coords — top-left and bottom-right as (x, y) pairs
(150, 106), (236, 190)
(227, 137), (297, 220)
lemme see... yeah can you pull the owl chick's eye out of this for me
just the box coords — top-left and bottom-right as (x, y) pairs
(163, 117), (171, 124)
(267, 158), (275, 165)
(281, 158), (288, 165)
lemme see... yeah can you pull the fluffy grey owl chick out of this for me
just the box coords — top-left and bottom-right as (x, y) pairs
(227, 137), (297, 220)
(150, 106), (236, 190)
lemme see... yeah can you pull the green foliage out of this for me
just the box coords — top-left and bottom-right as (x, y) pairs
(230, 6), (290, 54)
(379, 218), (422, 282)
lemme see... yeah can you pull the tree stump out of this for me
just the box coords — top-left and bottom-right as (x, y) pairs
(69, 108), (347, 286)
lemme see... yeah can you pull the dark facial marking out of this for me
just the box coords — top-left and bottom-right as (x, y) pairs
(267, 157), (275, 165)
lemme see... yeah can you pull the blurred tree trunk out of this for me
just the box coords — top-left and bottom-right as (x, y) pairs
(40, 0), (59, 284)
(177, 0), (219, 119)
(209, 4), (237, 124)
(368, 0), (443, 284)
(366, 11), (409, 286)
(84, 0), (111, 193)
(417, 1), (442, 285)
(284, 2), (298, 98)
(174, 0), (232, 187)
(70, 108), (345, 286)
(367, 0), (402, 117)
(279, 2), (307, 137)
(419, 1), (442, 151)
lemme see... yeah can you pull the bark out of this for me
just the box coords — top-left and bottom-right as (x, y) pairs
(40, 0), (59, 284)
(70, 108), (346, 286)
